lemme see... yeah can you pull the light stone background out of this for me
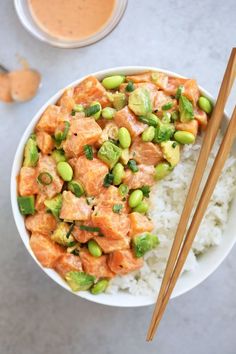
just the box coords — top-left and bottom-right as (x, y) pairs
(0, 0), (236, 353)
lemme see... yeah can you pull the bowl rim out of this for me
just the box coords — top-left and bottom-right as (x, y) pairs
(11, 66), (236, 307)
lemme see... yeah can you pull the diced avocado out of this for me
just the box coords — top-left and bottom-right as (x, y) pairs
(120, 148), (130, 165)
(108, 92), (127, 110)
(23, 137), (39, 167)
(44, 194), (62, 219)
(153, 122), (175, 143)
(179, 95), (194, 122)
(133, 232), (159, 258)
(68, 180), (84, 198)
(17, 196), (35, 215)
(51, 149), (66, 163)
(160, 140), (180, 167)
(128, 87), (152, 116)
(65, 271), (95, 292)
(98, 141), (122, 168)
(51, 222), (75, 246)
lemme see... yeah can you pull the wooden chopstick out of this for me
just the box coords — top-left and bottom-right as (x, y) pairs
(146, 48), (236, 341)
(148, 104), (236, 340)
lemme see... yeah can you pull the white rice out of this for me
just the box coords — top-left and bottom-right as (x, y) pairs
(107, 133), (236, 296)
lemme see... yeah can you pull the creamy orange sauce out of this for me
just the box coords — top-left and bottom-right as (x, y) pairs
(0, 69), (41, 103)
(28, 0), (116, 41)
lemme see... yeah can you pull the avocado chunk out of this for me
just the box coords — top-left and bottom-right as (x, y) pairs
(98, 141), (122, 168)
(153, 121), (175, 143)
(17, 196), (35, 215)
(44, 194), (62, 219)
(133, 232), (159, 258)
(128, 87), (152, 116)
(108, 92), (127, 110)
(161, 140), (180, 167)
(51, 222), (75, 246)
(23, 137), (39, 167)
(51, 149), (66, 163)
(179, 95), (194, 122)
(65, 271), (95, 292)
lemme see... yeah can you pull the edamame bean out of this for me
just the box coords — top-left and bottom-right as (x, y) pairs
(112, 163), (125, 185)
(57, 161), (73, 181)
(73, 104), (84, 112)
(118, 127), (131, 148)
(102, 107), (116, 120)
(142, 126), (155, 142)
(120, 148), (130, 165)
(154, 162), (171, 180)
(129, 190), (143, 208)
(174, 131), (195, 144)
(118, 184), (129, 197)
(88, 240), (102, 258)
(102, 75), (125, 90)
(133, 201), (149, 214)
(91, 279), (109, 295)
(198, 96), (213, 114)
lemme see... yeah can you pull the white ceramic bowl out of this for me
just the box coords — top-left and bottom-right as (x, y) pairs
(11, 66), (236, 307)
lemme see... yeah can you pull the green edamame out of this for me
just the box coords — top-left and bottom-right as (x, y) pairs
(118, 127), (131, 148)
(102, 75), (125, 90)
(102, 107), (116, 120)
(118, 184), (129, 197)
(129, 190), (143, 208)
(133, 201), (149, 214)
(112, 163), (125, 185)
(91, 279), (109, 295)
(198, 96), (213, 114)
(57, 161), (73, 181)
(154, 162), (171, 180)
(142, 126), (155, 142)
(174, 131), (195, 144)
(88, 240), (102, 258)
(73, 104), (84, 112)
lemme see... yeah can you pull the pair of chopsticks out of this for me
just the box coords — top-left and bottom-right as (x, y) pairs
(147, 48), (236, 341)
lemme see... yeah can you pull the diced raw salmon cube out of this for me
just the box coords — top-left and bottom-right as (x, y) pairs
(183, 79), (200, 105)
(123, 165), (155, 189)
(54, 254), (82, 278)
(18, 167), (38, 196)
(37, 155), (64, 198)
(36, 131), (54, 155)
(96, 186), (128, 212)
(153, 91), (177, 111)
(74, 76), (110, 107)
(163, 76), (187, 95)
(72, 221), (95, 243)
(80, 250), (114, 278)
(175, 119), (199, 137)
(26, 211), (57, 236)
(129, 138), (163, 166)
(94, 235), (130, 253)
(126, 72), (153, 83)
(30, 233), (64, 268)
(73, 156), (109, 196)
(36, 105), (65, 134)
(63, 117), (102, 158)
(129, 212), (154, 237)
(114, 106), (146, 138)
(108, 249), (143, 275)
(60, 191), (91, 221)
(57, 87), (76, 113)
(35, 193), (47, 211)
(194, 108), (208, 129)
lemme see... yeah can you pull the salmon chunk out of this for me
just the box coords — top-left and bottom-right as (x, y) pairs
(114, 106), (146, 138)
(26, 211), (57, 236)
(37, 155), (64, 199)
(129, 212), (154, 237)
(57, 87), (76, 113)
(74, 76), (110, 107)
(194, 108), (208, 129)
(80, 250), (114, 278)
(63, 117), (102, 158)
(94, 235), (130, 253)
(175, 119), (199, 137)
(72, 222), (95, 243)
(54, 254), (82, 278)
(30, 233), (64, 268)
(153, 91), (177, 111)
(96, 186), (128, 211)
(36, 105), (65, 134)
(163, 76), (187, 95)
(126, 72), (153, 83)
(124, 165), (155, 189)
(130, 138), (163, 166)
(35, 193), (47, 211)
(183, 79), (200, 105)
(92, 207), (130, 240)
(73, 156), (109, 196)
(36, 131), (54, 155)
(60, 191), (91, 221)
(108, 249), (143, 275)
(18, 167), (38, 196)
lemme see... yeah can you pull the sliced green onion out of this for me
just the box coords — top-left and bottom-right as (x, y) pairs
(112, 204), (123, 214)
(66, 222), (75, 239)
(103, 173), (114, 187)
(37, 172), (53, 185)
(162, 102), (173, 111)
(126, 81), (135, 92)
(54, 121), (70, 143)
(140, 185), (151, 198)
(79, 225), (101, 233)
(127, 160), (139, 173)
(83, 145), (93, 160)
(84, 104), (101, 117)
(175, 85), (184, 100)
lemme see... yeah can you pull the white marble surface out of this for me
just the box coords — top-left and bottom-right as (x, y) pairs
(0, 0), (236, 353)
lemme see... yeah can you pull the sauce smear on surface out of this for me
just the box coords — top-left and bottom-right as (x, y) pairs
(28, 0), (116, 41)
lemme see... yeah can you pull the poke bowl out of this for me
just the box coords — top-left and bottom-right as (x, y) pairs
(11, 66), (236, 307)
